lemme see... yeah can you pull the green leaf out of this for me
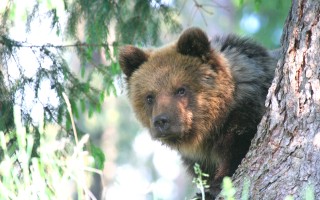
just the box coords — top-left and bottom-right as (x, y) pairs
(96, 103), (101, 113)
(99, 91), (105, 103)
(111, 62), (118, 75)
(254, 0), (263, 10)
(84, 83), (90, 93)
(88, 106), (94, 118)
(80, 99), (86, 112)
(241, 177), (250, 200)
(70, 100), (79, 118)
(305, 185), (315, 200)
(90, 144), (105, 170)
(81, 66), (85, 78)
(221, 177), (236, 200)
(57, 105), (64, 123)
(65, 117), (71, 130)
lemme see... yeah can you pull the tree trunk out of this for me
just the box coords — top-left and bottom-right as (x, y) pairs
(232, 0), (320, 199)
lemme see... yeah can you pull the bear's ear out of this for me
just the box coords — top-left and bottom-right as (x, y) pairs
(177, 27), (211, 57)
(119, 45), (148, 79)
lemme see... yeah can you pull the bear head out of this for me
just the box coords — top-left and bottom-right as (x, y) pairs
(119, 27), (235, 155)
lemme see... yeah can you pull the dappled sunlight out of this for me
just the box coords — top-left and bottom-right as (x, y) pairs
(240, 13), (261, 34)
(103, 120), (189, 199)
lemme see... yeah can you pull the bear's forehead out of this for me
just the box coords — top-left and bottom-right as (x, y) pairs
(132, 56), (200, 88)
(129, 54), (212, 95)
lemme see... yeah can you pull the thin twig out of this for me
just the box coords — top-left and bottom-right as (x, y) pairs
(62, 92), (78, 144)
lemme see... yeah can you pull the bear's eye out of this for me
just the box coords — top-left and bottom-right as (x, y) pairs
(176, 87), (186, 96)
(146, 94), (154, 105)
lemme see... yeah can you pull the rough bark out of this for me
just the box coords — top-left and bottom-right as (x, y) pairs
(232, 0), (320, 199)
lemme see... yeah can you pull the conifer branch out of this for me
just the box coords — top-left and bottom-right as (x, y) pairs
(0, 36), (111, 49)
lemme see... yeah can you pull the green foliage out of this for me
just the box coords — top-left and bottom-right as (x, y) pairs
(285, 196), (294, 200)
(0, 1), (180, 197)
(114, 0), (181, 45)
(0, 0), (180, 154)
(221, 177), (236, 200)
(218, 176), (315, 200)
(0, 105), (100, 199)
(233, 0), (291, 48)
(305, 185), (315, 200)
(241, 177), (250, 200)
(192, 163), (210, 200)
(89, 143), (105, 170)
(237, 0), (275, 8)
(0, 72), (14, 132)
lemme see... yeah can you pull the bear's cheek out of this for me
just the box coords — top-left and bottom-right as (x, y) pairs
(176, 98), (193, 133)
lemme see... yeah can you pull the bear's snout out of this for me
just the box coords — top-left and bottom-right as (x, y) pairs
(153, 114), (170, 136)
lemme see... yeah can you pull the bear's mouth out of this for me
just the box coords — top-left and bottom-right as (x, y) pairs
(152, 131), (180, 143)
(154, 130), (191, 147)
(155, 133), (179, 140)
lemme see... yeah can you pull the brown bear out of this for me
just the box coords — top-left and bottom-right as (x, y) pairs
(119, 27), (276, 199)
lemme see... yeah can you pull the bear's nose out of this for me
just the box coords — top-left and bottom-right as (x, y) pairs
(153, 114), (170, 134)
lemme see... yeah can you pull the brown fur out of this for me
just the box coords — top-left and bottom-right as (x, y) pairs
(119, 27), (276, 198)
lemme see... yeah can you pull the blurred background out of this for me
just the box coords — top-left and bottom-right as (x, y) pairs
(0, 0), (290, 199)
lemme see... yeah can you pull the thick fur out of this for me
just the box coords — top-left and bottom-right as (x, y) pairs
(119, 27), (276, 198)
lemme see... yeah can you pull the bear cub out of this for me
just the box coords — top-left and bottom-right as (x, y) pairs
(119, 27), (276, 198)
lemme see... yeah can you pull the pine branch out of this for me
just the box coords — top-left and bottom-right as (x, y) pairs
(0, 36), (111, 49)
